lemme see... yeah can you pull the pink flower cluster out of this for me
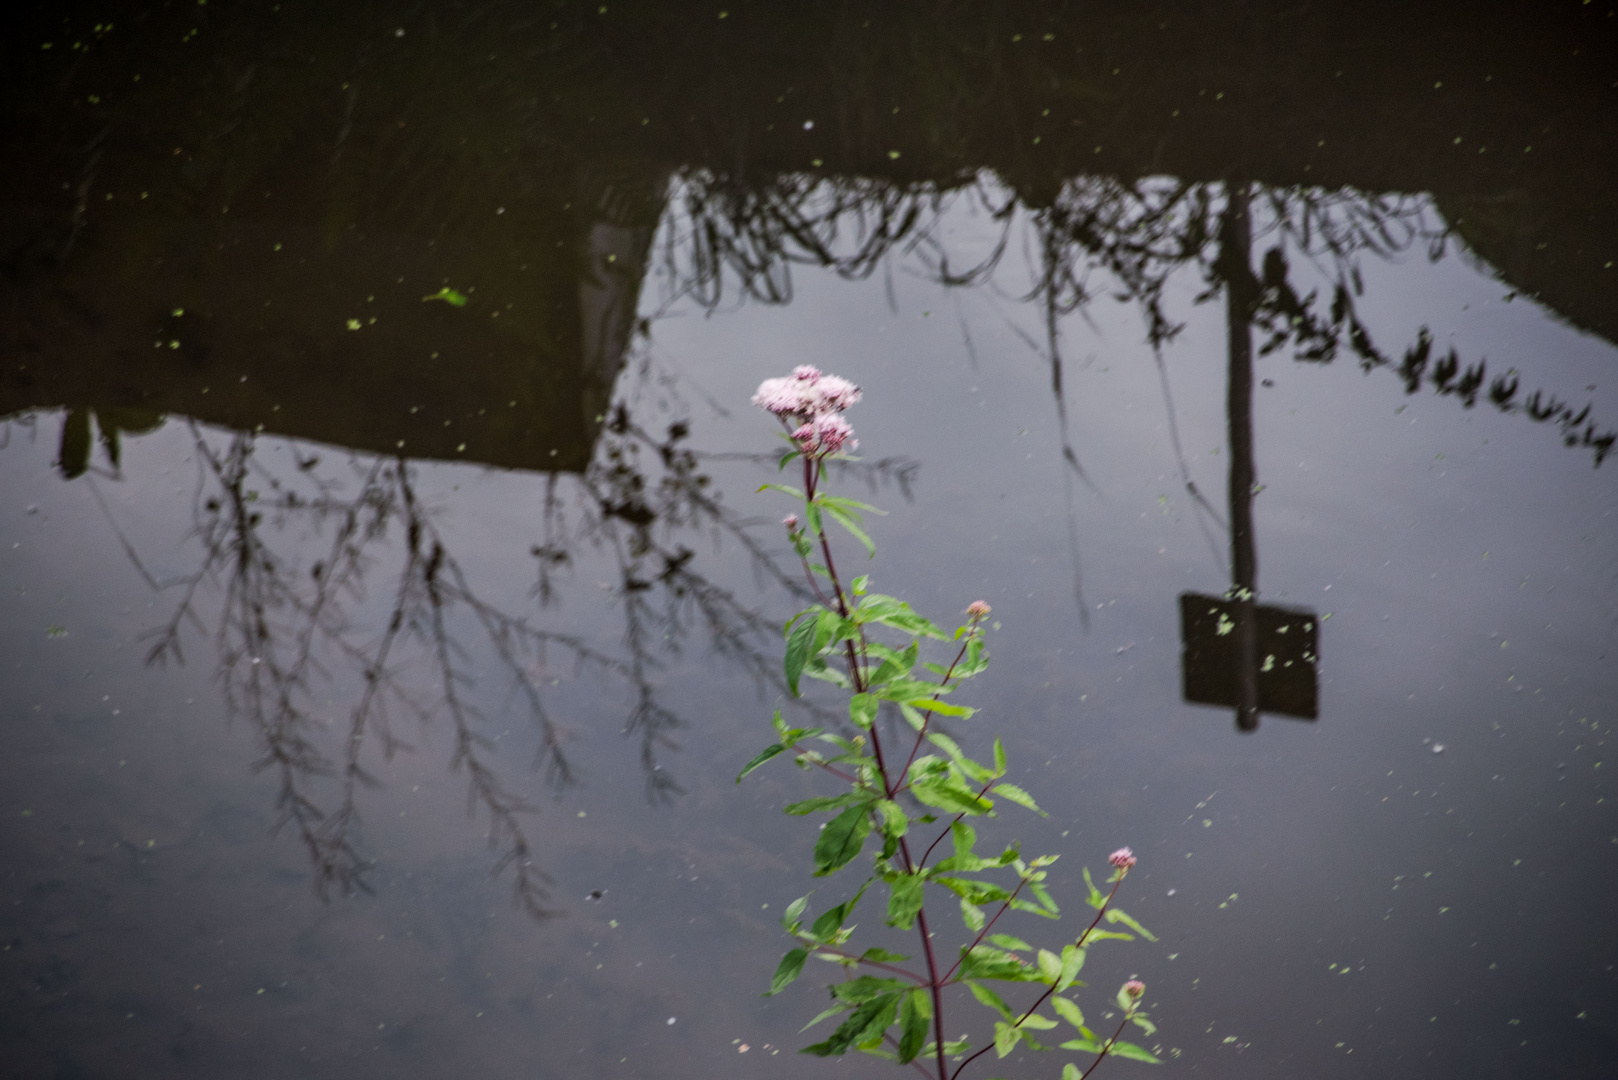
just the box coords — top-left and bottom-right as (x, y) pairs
(1109, 847), (1137, 870)
(1123, 979), (1146, 1000)
(753, 366), (861, 456)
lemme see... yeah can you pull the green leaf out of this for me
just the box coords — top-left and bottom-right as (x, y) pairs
(886, 872), (925, 930)
(1063, 1064), (1083, 1080)
(1020, 1012), (1059, 1030)
(1078, 929), (1135, 946)
(802, 993), (900, 1057)
(807, 882), (868, 940)
(1059, 944), (1087, 988)
(813, 805), (873, 876)
(785, 611), (820, 696)
(992, 737), (1007, 777)
(1036, 948), (1063, 983)
(800, 1002), (851, 1033)
(1104, 907), (1158, 942)
(960, 898), (986, 932)
(737, 743), (786, 782)
(935, 877), (1012, 905)
(1130, 1015), (1158, 1037)
(1052, 996), (1086, 1030)
(851, 574), (870, 595)
(781, 894), (810, 932)
(987, 934), (1033, 952)
(831, 976), (910, 1004)
(765, 948), (808, 996)
(758, 482), (805, 499)
(1083, 867), (1108, 910)
(1029, 881), (1060, 915)
(823, 501), (876, 557)
(1107, 1040), (1163, 1064)
(916, 697), (976, 719)
(876, 799), (908, 839)
(992, 782), (1046, 817)
(994, 1020), (1020, 1058)
(785, 792), (876, 816)
(897, 988), (931, 1063)
(1060, 1038), (1106, 1054)
(958, 946), (1032, 982)
(911, 777), (993, 816)
(848, 692), (878, 729)
(956, 636), (988, 678)
(820, 493), (885, 515)
(858, 947), (911, 963)
(966, 981), (1014, 1021)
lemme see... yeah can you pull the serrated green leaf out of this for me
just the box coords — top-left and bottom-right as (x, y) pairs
(992, 736), (1007, 777)
(1037, 948), (1063, 982)
(994, 1020), (1020, 1058)
(987, 934), (1034, 952)
(966, 981), (1014, 1021)
(911, 777), (993, 816)
(1059, 944), (1086, 988)
(1104, 907), (1158, 942)
(1107, 1040), (1163, 1064)
(958, 946), (1032, 982)
(1020, 1012), (1059, 1030)
(897, 988), (931, 1063)
(786, 792), (876, 816)
(992, 782), (1046, 816)
(876, 799), (908, 838)
(800, 1002), (851, 1033)
(765, 948), (808, 996)
(785, 612), (819, 696)
(813, 804), (874, 876)
(851, 574), (869, 595)
(823, 501), (876, 557)
(831, 976), (909, 1004)
(1083, 866), (1108, 910)
(1029, 881), (1060, 915)
(859, 947), (911, 963)
(1130, 1015), (1158, 1037)
(1052, 996), (1086, 1029)
(758, 482), (805, 499)
(737, 743), (786, 782)
(848, 692), (878, 729)
(886, 872), (925, 930)
(782, 894), (810, 932)
(1063, 1063), (1082, 1080)
(1060, 1037), (1106, 1053)
(960, 898), (986, 932)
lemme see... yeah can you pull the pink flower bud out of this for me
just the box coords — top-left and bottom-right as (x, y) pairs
(1109, 847), (1137, 870)
(966, 601), (991, 618)
(783, 514), (800, 529)
(1123, 979), (1146, 999)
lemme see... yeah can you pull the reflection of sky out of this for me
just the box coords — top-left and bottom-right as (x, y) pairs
(2, 190), (1616, 1079)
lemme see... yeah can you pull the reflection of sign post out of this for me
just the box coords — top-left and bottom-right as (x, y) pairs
(1178, 183), (1319, 732)
(1178, 595), (1318, 720)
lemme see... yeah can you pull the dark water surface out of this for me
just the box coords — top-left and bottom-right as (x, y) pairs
(3, 3), (1616, 1078)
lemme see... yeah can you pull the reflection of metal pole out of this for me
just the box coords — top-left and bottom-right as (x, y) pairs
(1221, 184), (1260, 732)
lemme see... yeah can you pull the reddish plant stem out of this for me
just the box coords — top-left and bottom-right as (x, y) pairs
(800, 942), (926, 984)
(940, 878), (1029, 984)
(946, 875), (1126, 1080)
(894, 625), (980, 787)
(1078, 1013), (1136, 1080)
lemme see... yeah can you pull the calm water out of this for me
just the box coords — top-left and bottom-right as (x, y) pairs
(3, 3), (1616, 1078)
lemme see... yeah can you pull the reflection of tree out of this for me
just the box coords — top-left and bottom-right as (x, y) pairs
(123, 396), (868, 917)
(658, 170), (1616, 466)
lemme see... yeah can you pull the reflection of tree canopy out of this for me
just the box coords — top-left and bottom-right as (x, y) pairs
(659, 170), (1614, 464)
(122, 392), (889, 917)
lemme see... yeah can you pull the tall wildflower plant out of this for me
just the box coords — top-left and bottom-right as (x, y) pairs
(740, 367), (1164, 1079)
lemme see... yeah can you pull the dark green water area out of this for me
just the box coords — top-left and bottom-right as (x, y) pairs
(2, 2), (1616, 1077)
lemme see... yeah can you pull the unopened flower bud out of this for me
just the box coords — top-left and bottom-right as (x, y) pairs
(783, 514), (800, 530)
(966, 600), (991, 618)
(1123, 979), (1146, 999)
(1109, 847), (1137, 870)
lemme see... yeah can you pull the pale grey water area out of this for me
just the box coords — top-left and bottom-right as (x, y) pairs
(2, 3), (1616, 1079)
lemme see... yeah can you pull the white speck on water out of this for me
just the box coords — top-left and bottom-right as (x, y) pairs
(667, 1017), (676, 1025)
(1431, 743), (1445, 754)
(1166, 888), (1176, 897)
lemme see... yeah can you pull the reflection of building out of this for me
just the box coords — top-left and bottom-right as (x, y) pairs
(1, 1), (1610, 476)
(0, 157), (666, 473)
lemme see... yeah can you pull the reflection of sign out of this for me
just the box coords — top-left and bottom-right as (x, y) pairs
(1178, 593), (1319, 720)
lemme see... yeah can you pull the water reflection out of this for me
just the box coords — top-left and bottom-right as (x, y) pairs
(2, 5), (1615, 1078)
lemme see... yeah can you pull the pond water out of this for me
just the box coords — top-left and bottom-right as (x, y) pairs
(2, 4), (1616, 1079)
